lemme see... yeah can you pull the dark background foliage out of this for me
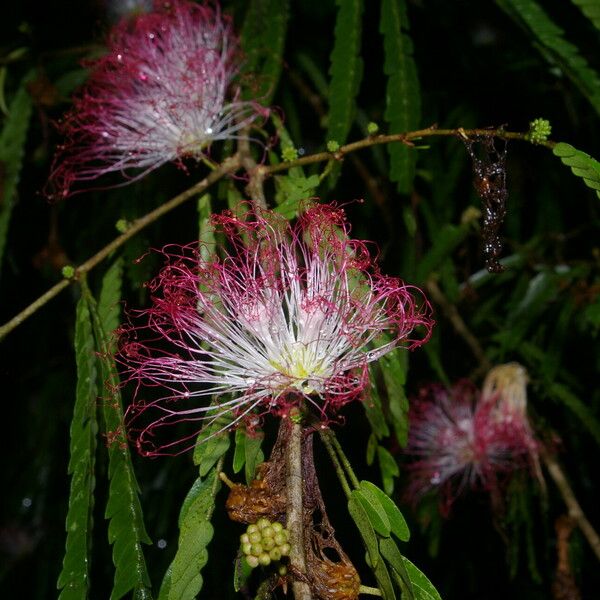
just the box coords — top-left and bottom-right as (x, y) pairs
(1, 0), (598, 599)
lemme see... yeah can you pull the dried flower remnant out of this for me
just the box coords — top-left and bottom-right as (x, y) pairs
(223, 421), (361, 599)
(119, 203), (433, 456)
(463, 135), (509, 273)
(405, 377), (538, 512)
(48, 0), (266, 198)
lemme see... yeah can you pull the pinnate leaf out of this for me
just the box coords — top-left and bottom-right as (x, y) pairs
(241, 0), (289, 104)
(83, 286), (152, 600)
(380, 0), (420, 194)
(497, 0), (600, 116)
(553, 142), (600, 199)
(0, 70), (34, 274)
(57, 297), (98, 600)
(326, 0), (364, 147)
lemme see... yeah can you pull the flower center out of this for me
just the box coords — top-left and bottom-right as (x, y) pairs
(268, 341), (330, 393)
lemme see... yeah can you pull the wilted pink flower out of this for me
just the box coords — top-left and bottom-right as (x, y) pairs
(120, 204), (433, 455)
(405, 377), (538, 512)
(48, 0), (266, 198)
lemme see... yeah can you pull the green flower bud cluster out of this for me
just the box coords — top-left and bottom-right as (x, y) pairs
(526, 118), (552, 144)
(367, 121), (379, 135)
(61, 265), (76, 279)
(326, 140), (340, 152)
(240, 518), (290, 569)
(282, 146), (298, 162)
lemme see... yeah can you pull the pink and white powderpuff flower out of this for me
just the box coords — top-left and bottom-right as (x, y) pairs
(405, 378), (538, 512)
(119, 203), (434, 456)
(48, 0), (266, 198)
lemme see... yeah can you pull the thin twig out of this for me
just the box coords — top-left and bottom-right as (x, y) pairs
(0, 126), (548, 342)
(425, 277), (493, 374)
(541, 446), (600, 563)
(359, 585), (383, 596)
(264, 127), (552, 176)
(0, 154), (241, 342)
(318, 429), (352, 499)
(327, 429), (361, 490)
(286, 420), (312, 600)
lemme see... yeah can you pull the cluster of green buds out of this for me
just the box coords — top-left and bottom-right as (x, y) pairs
(240, 518), (290, 568)
(526, 118), (552, 144)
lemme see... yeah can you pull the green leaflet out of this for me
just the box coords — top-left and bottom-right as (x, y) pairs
(57, 297), (98, 600)
(274, 172), (320, 219)
(0, 70), (34, 275)
(193, 411), (232, 477)
(377, 446), (400, 495)
(497, 0), (600, 116)
(571, 0), (600, 31)
(359, 481), (410, 542)
(82, 285), (152, 600)
(372, 557), (397, 600)
(159, 467), (222, 600)
(348, 492), (380, 568)
(364, 369), (390, 444)
(380, 348), (410, 448)
(379, 537), (415, 600)
(233, 427), (265, 484)
(380, 0), (420, 194)
(553, 142), (600, 200)
(353, 489), (391, 537)
(241, 0), (289, 104)
(326, 0), (364, 151)
(400, 556), (442, 600)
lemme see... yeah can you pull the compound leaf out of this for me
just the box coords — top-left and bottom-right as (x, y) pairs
(553, 142), (600, 199)
(497, 0), (600, 116)
(57, 297), (98, 600)
(0, 70), (34, 274)
(380, 0), (420, 194)
(83, 285), (152, 600)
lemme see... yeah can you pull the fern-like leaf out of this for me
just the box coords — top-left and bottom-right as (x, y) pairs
(0, 70), (34, 274)
(497, 0), (600, 116)
(83, 284), (152, 600)
(57, 296), (98, 600)
(553, 141), (600, 199)
(326, 0), (364, 148)
(380, 0), (421, 194)
(570, 0), (600, 32)
(241, 0), (290, 104)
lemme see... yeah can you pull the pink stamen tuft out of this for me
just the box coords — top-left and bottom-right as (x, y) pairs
(47, 0), (267, 198)
(405, 379), (539, 514)
(119, 203), (434, 456)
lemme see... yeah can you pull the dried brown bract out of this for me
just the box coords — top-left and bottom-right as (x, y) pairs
(224, 427), (287, 524)
(302, 432), (360, 600)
